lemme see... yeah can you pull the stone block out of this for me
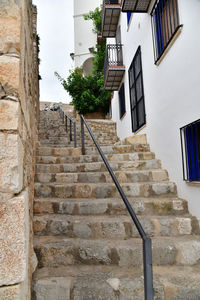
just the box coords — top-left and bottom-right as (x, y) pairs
(0, 133), (23, 193)
(0, 15), (20, 55)
(0, 100), (21, 131)
(0, 191), (29, 285)
(73, 221), (92, 238)
(0, 55), (20, 94)
(33, 277), (71, 300)
(125, 134), (147, 145)
(0, 284), (21, 300)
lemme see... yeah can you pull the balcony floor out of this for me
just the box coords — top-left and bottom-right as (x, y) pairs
(104, 66), (125, 91)
(102, 5), (121, 38)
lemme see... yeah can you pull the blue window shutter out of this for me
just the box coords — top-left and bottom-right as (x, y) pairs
(127, 12), (132, 25)
(185, 125), (200, 181)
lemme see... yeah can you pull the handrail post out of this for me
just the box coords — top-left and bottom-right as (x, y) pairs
(143, 238), (154, 300)
(81, 116), (85, 155)
(79, 115), (154, 299)
(74, 122), (77, 148)
(65, 116), (67, 133)
(70, 119), (72, 142)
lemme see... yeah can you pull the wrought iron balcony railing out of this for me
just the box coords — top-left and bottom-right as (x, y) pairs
(104, 44), (125, 91)
(122, 0), (151, 12)
(102, 0), (121, 37)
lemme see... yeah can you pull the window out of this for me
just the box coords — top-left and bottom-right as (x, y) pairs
(180, 119), (200, 182)
(127, 12), (132, 26)
(129, 46), (146, 132)
(119, 83), (126, 119)
(151, 0), (182, 63)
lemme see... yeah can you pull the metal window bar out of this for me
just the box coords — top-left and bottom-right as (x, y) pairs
(104, 44), (124, 79)
(151, 0), (182, 63)
(80, 114), (154, 300)
(180, 119), (200, 182)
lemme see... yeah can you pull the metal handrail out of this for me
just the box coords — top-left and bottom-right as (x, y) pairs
(80, 114), (154, 300)
(58, 108), (77, 148)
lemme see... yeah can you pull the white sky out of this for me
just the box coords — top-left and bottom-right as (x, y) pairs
(33, 0), (74, 103)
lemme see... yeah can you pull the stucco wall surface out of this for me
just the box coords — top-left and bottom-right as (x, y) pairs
(111, 0), (200, 219)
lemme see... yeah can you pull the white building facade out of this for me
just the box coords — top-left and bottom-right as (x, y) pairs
(74, 0), (101, 74)
(102, 0), (200, 219)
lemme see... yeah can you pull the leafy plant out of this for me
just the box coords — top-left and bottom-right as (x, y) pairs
(83, 7), (102, 34)
(55, 6), (111, 114)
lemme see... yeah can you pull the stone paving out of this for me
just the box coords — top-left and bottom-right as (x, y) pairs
(32, 110), (200, 299)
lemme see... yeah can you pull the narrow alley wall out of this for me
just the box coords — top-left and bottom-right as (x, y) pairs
(0, 0), (39, 299)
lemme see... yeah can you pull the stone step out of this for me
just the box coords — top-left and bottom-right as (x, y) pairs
(34, 197), (189, 216)
(33, 214), (197, 238)
(36, 152), (155, 164)
(35, 160), (161, 174)
(32, 264), (200, 300)
(35, 169), (168, 184)
(34, 235), (200, 268)
(36, 144), (150, 157)
(34, 182), (177, 199)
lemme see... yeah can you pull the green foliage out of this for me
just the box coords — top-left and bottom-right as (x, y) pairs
(55, 6), (110, 114)
(83, 7), (102, 34)
(55, 69), (110, 114)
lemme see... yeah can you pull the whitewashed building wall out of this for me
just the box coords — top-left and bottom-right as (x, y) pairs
(74, 0), (101, 73)
(110, 0), (200, 219)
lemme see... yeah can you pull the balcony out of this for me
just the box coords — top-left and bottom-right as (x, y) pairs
(121, 0), (151, 12)
(102, 0), (121, 38)
(104, 44), (125, 91)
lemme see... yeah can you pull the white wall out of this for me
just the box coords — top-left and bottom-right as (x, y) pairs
(74, 0), (101, 70)
(111, 0), (200, 219)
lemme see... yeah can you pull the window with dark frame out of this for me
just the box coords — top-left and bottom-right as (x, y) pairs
(129, 46), (146, 132)
(180, 119), (200, 182)
(151, 0), (182, 63)
(119, 83), (126, 119)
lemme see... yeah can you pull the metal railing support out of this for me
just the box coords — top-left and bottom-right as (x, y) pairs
(70, 119), (72, 142)
(74, 122), (77, 148)
(81, 116), (85, 155)
(80, 115), (154, 300)
(65, 116), (68, 132)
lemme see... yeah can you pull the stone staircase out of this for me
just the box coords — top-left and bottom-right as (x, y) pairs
(32, 110), (200, 299)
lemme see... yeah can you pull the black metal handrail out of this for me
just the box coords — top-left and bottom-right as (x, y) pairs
(104, 44), (124, 78)
(58, 108), (77, 148)
(80, 114), (154, 300)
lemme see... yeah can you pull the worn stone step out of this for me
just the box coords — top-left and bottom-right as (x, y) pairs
(35, 160), (161, 174)
(34, 235), (200, 268)
(37, 144), (150, 157)
(36, 152), (155, 164)
(32, 264), (200, 300)
(34, 182), (177, 199)
(34, 214), (198, 238)
(35, 169), (168, 184)
(34, 197), (189, 216)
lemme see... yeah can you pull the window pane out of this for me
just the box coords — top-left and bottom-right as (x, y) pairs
(131, 108), (137, 132)
(130, 86), (136, 107)
(136, 75), (143, 101)
(134, 53), (141, 78)
(138, 99), (145, 127)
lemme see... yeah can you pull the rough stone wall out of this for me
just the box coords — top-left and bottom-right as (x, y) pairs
(0, 0), (39, 299)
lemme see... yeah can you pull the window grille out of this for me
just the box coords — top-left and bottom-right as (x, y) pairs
(151, 0), (182, 63)
(119, 83), (126, 119)
(128, 46), (146, 132)
(180, 119), (200, 182)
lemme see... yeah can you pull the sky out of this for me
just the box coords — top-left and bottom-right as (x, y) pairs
(33, 0), (74, 103)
